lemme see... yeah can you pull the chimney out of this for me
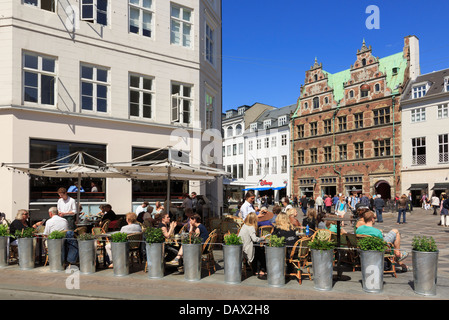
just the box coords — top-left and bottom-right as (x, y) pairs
(404, 35), (420, 81)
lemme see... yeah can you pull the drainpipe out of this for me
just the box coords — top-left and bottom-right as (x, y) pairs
(290, 115), (294, 197)
(392, 94), (396, 198)
(332, 107), (341, 193)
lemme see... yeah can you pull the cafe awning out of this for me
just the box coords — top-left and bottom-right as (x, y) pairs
(431, 183), (449, 190)
(407, 183), (428, 191)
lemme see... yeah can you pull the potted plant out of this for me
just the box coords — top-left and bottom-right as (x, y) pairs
(110, 232), (129, 277)
(145, 227), (165, 279)
(309, 237), (335, 291)
(223, 233), (243, 284)
(265, 235), (286, 287)
(15, 227), (35, 270)
(182, 233), (203, 281)
(358, 236), (387, 293)
(0, 225), (11, 268)
(412, 236), (438, 296)
(47, 230), (66, 272)
(78, 233), (96, 274)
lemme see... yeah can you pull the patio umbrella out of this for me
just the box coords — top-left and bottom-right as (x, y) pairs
(1, 151), (129, 223)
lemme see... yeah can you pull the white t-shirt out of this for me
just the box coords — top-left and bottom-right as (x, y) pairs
(44, 215), (69, 235)
(240, 201), (255, 220)
(57, 196), (77, 215)
(136, 206), (146, 215)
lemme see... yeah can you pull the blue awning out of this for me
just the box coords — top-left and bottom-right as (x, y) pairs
(243, 186), (286, 191)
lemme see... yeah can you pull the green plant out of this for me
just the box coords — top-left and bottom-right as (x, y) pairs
(48, 230), (66, 240)
(412, 236), (437, 252)
(145, 228), (165, 244)
(358, 236), (387, 252)
(268, 235), (285, 247)
(182, 233), (202, 244)
(0, 225), (11, 237)
(223, 233), (242, 245)
(309, 238), (335, 251)
(111, 232), (128, 243)
(14, 227), (35, 239)
(78, 233), (95, 241)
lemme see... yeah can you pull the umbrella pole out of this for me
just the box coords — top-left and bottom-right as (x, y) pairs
(76, 173), (81, 224)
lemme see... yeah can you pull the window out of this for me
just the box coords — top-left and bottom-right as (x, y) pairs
(205, 92), (215, 129)
(205, 23), (215, 64)
(256, 139), (261, 149)
(313, 97), (319, 109)
(23, 52), (56, 106)
(264, 158), (269, 174)
(324, 146), (332, 162)
(129, 0), (154, 37)
(439, 134), (449, 163)
(310, 149), (318, 164)
(263, 119), (271, 129)
(438, 104), (448, 119)
(338, 116), (347, 131)
(238, 164), (243, 179)
(375, 83), (380, 92)
(354, 142), (364, 159)
(264, 137), (269, 148)
(239, 143), (243, 155)
(271, 156), (277, 174)
(412, 137), (426, 165)
(373, 107), (390, 125)
(310, 122), (318, 136)
(226, 145), (231, 157)
(339, 145), (347, 161)
(281, 134), (287, 146)
(129, 74), (154, 119)
(170, 4), (193, 48)
(171, 82), (192, 124)
(445, 78), (449, 92)
(297, 150), (304, 165)
(349, 90), (354, 98)
(304, 102), (308, 109)
(411, 107), (426, 123)
(256, 159), (262, 175)
(248, 160), (253, 176)
(354, 113), (363, 129)
(81, 64), (109, 113)
(232, 164), (237, 179)
(412, 84), (427, 99)
(360, 85), (369, 98)
(24, 0), (55, 12)
(281, 155), (287, 173)
(226, 126), (233, 137)
(374, 139), (391, 157)
(235, 124), (242, 135)
(233, 144), (237, 156)
(250, 123), (258, 132)
(81, 0), (108, 26)
(297, 124), (304, 138)
(278, 115), (287, 126)
(324, 119), (332, 134)
(271, 136), (277, 148)
(248, 140), (253, 151)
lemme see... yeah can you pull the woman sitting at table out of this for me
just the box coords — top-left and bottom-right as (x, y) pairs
(326, 214), (347, 234)
(238, 212), (266, 278)
(286, 208), (301, 228)
(157, 212), (179, 264)
(273, 213), (299, 247)
(302, 208), (317, 234)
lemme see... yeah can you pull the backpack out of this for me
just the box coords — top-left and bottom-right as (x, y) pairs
(443, 199), (449, 210)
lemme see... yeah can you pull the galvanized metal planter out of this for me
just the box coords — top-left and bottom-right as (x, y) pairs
(112, 242), (129, 277)
(47, 238), (65, 272)
(223, 244), (243, 284)
(183, 243), (202, 281)
(18, 237), (35, 270)
(78, 239), (96, 274)
(311, 249), (334, 291)
(359, 249), (384, 293)
(146, 242), (165, 279)
(412, 250), (439, 296)
(265, 246), (285, 287)
(0, 237), (9, 268)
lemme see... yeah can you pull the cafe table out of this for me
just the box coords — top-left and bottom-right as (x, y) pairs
(34, 233), (46, 266)
(322, 215), (357, 280)
(95, 231), (119, 267)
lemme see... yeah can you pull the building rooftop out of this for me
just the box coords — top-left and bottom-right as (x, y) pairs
(401, 67), (449, 102)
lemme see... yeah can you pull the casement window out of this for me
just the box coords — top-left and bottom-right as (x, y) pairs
(226, 145), (231, 157)
(411, 107), (426, 123)
(271, 136), (277, 148)
(263, 119), (271, 129)
(297, 150), (304, 165)
(281, 134), (287, 146)
(81, 64), (109, 113)
(226, 126), (233, 137)
(256, 159), (262, 175)
(264, 137), (269, 148)
(338, 116), (347, 131)
(297, 124), (304, 138)
(339, 144), (347, 161)
(24, 0), (55, 12)
(412, 84), (427, 99)
(373, 107), (390, 125)
(313, 97), (320, 109)
(205, 92), (215, 129)
(238, 164), (243, 179)
(374, 139), (391, 157)
(354, 142), (364, 159)
(439, 134), (449, 163)
(324, 146), (332, 162)
(310, 122), (318, 136)
(81, 0), (108, 26)
(250, 123), (258, 132)
(235, 124), (242, 135)
(248, 141), (253, 151)
(171, 82), (192, 124)
(271, 156), (277, 174)
(248, 160), (253, 176)
(323, 119), (332, 134)
(238, 143), (243, 155)
(445, 78), (449, 92)
(232, 165), (237, 179)
(256, 139), (261, 149)
(233, 144), (237, 156)
(412, 137), (426, 165)
(205, 23), (215, 64)
(310, 148), (318, 164)
(129, 74), (154, 119)
(264, 158), (269, 174)
(281, 155), (287, 173)
(170, 4), (193, 48)
(278, 115), (287, 126)
(23, 52), (56, 106)
(129, 0), (154, 37)
(438, 104), (448, 119)
(354, 113), (363, 129)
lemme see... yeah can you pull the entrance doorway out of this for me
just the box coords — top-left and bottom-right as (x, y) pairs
(375, 180), (391, 200)
(321, 186), (337, 198)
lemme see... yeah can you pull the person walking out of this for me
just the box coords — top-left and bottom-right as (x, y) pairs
(373, 194), (385, 223)
(431, 193), (440, 216)
(440, 193), (449, 227)
(397, 194), (408, 224)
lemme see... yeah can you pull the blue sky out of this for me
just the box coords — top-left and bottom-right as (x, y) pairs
(222, 0), (449, 111)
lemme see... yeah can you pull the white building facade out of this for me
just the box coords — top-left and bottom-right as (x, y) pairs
(0, 0), (223, 220)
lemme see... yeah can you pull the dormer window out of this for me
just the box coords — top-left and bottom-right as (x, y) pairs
(263, 119), (271, 129)
(412, 83), (428, 99)
(250, 123), (258, 132)
(278, 115), (287, 126)
(445, 78), (449, 92)
(238, 108), (245, 115)
(226, 111), (233, 118)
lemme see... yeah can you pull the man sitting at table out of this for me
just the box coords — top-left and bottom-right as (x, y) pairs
(356, 210), (408, 271)
(44, 207), (68, 235)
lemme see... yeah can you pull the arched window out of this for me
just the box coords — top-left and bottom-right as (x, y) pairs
(235, 124), (242, 135)
(313, 97), (319, 109)
(375, 83), (380, 92)
(314, 74), (318, 81)
(362, 58), (366, 66)
(349, 90), (354, 98)
(226, 126), (233, 137)
(304, 102), (308, 109)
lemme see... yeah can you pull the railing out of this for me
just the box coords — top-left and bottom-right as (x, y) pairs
(412, 154), (426, 166)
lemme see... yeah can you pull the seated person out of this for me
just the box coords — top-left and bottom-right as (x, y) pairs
(101, 204), (117, 222)
(238, 212), (266, 278)
(157, 212), (178, 263)
(356, 210), (408, 270)
(286, 208), (301, 228)
(272, 213), (298, 247)
(326, 214), (347, 234)
(137, 206), (154, 224)
(257, 207), (275, 227)
(302, 208), (317, 234)
(316, 212), (327, 230)
(355, 207), (373, 229)
(43, 207), (69, 235)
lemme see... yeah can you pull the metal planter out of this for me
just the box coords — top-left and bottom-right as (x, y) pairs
(183, 243), (202, 282)
(0, 237), (9, 268)
(359, 249), (384, 293)
(112, 242), (129, 277)
(145, 242), (165, 279)
(412, 250), (439, 296)
(311, 249), (334, 291)
(47, 238), (65, 272)
(78, 239), (96, 274)
(223, 244), (243, 284)
(265, 246), (285, 287)
(18, 238), (35, 270)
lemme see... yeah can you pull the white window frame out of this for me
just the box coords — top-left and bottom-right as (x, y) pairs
(411, 107), (426, 123)
(281, 134), (287, 146)
(205, 22), (215, 65)
(439, 134), (449, 163)
(170, 4), (193, 48)
(80, 63), (109, 113)
(250, 123), (257, 132)
(81, 0), (109, 26)
(278, 115), (287, 126)
(281, 155), (287, 173)
(171, 82), (193, 124)
(238, 143), (243, 155)
(263, 119), (271, 129)
(256, 139), (261, 150)
(248, 140), (253, 151)
(412, 83), (428, 99)
(264, 137), (269, 148)
(438, 104), (449, 119)
(235, 124), (242, 135)
(23, 51), (57, 106)
(412, 137), (426, 166)
(129, 73), (154, 119)
(248, 160), (253, 176)
(205, 90), (215, 130)
(23, 0), (56, 12)
(129, 0), (154, 38)
(445, 78), (449, 93)
(271, 156), (277, 174)
(271, 136), (277, 148)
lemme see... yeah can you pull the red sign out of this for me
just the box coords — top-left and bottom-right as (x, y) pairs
(260, 180), (273, 186)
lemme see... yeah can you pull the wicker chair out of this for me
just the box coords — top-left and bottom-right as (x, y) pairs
(311, 228), (332, 241)
(127, 232), (144, 267)
(258, 225), (273, 237)
(287, 237), (312, 285)
(201, 230), (217, 276)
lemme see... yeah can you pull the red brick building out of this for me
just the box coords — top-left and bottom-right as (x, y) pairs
(291, 36), (420, 200)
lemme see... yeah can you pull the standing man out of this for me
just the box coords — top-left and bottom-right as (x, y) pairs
(315, 194), (324, 214)
(136, 201), (149, 216)
(239, 191), (256, 220)
(191, 192), (198, 213)
(57, 187), (77, 230)
(300, 195), (308, 216)
(373, 194), (385, 223)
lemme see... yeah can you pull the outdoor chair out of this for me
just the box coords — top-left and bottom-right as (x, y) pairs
(258, 225), (273, 237)
(127, 232), (144, 267)
(92, 227), (106, 265)
(101, 220), (110, 233)
(311, 229), (331, 241)
(355, 234), (397, 277)
(201, 230), (217, 276)
(287, 237), (312, 285)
